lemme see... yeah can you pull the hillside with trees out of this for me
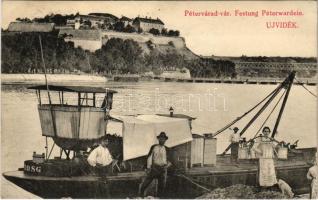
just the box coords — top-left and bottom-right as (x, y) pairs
(1, 32), (236, 78)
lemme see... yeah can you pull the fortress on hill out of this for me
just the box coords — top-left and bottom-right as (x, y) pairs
(7, 12), (182, 52)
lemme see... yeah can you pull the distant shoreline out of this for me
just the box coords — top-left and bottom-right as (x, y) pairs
(1, 73), (108, 85)
(1, 73), (316, 86)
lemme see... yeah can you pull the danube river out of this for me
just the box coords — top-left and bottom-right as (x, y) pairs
(1, 81), (317, 198)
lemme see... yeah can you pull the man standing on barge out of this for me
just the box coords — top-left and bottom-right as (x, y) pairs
(230, 127), (241, 162)
(139, 132), (172, 197)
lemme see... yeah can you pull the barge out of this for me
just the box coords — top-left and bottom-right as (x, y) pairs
(3, 71), (317, 198)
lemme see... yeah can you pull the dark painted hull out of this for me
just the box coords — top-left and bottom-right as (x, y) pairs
(3, 163), (313, 198)
(3, 171), (142, 198)
(3, 148), (316, 198)
(173, 164), (312, 198)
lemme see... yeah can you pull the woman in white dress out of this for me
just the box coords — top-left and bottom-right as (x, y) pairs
(254, 126), (277, 187)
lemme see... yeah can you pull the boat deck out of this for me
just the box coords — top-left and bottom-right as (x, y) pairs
(3, 158), (309, 182)
(3, 149), (315, 198)
(187, 158), (309, 175)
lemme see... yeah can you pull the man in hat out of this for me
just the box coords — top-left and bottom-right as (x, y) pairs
(229, 127), (241, 162)
(139, 132), (171, 197)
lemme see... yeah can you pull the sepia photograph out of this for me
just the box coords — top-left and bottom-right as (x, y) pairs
(1, 0), (317, 199)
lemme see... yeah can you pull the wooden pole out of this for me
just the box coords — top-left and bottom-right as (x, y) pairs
(45, 136), (48, 159)
(39, 36), (52, 105)
(78, 92), (81, 106)
(62, 91), (64, 105)
(222, 78), (288, 155)
(271, 71), (295, 138)
(93, 93), (96, 107)
(39, 35), (57, 138)
(213, 86), (279, 137)
(47, 142), (56, 159)
(38, 90), (41, 105)
(58, 91), (62, 104)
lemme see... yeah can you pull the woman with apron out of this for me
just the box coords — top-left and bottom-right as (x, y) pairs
(254, 126), (277, 187)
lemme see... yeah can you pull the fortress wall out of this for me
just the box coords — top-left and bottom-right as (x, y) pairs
(65, 38), (102, 52)
(101, 31), (185, 48)
(60, 30), (186, 51)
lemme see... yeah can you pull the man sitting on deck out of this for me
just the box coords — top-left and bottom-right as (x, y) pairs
(87, 138), (114, 175)
(230, 127), (241, 162)
(139, 132), (172, 197)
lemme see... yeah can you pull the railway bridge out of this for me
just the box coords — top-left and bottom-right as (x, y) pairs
(235, 62), (317, 79)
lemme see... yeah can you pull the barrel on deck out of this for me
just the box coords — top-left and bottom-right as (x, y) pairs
(203, 137), (217, 166)
(238, 147), (249, 159)
(190, 134), (204, 167)
(277, 147), (288, 159)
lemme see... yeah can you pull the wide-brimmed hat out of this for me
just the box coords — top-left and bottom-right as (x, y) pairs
(157, 132), (168, 140)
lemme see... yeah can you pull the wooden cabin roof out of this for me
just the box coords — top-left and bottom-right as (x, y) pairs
(28, 85), (117, 93)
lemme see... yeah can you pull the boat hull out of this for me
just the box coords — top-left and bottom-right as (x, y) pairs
(3, 147), (316, 198)
(3, 171), (142, 198)
(172, 163), (312, 198)
(3, 162), (313, 198)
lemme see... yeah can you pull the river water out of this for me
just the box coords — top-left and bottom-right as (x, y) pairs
(1, 82), (317, 198)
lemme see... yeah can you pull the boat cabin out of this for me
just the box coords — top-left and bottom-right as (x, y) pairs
(27, 85), (219, 175)
(28, 85), (117, 152)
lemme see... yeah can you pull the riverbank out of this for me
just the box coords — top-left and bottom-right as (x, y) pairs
(1, 73), (317, 86)
(1, 74), (108, 85)
(157, 76), (317, 85)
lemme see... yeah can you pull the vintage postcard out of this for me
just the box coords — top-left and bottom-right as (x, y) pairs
(1, 0), (317, 199)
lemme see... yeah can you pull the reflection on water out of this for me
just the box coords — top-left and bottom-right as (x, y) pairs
(1, 82), (317, 198)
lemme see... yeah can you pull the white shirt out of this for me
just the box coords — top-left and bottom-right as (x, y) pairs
(87, 145), (113, 167)
(230, 133), (241, 143)
(307, 165), (318, 180)
(147, 145), (167, 168)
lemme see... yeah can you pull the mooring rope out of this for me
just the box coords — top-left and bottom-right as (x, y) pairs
(295, 77), (317, 98)
(174, 174), (211, 192)
(213, 85), (281, 137)
(251, 89), (287, 140)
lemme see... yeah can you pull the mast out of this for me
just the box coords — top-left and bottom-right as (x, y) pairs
(221, 72), (294, 155)
(271, 71), (295, 138)
(213, 86), (279, 137)
(39, 36), (57, 138)
(39, 36), (52, 105)
(237, 88), (282, 137)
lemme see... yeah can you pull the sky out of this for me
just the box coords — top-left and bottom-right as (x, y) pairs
(1, 1), (317, 57)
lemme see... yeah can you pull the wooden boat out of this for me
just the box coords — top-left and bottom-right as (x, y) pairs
(3, 72), (317, 198)
(3, 148), (316, 198)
